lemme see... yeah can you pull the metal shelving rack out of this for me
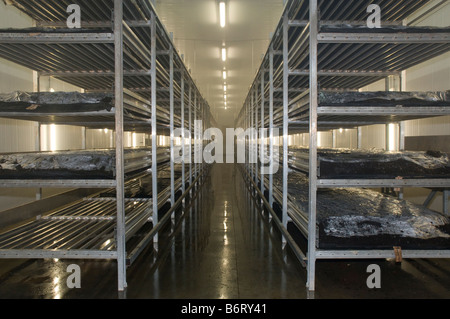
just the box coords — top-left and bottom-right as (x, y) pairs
(0, 0), (213, 291)
(237, 0), (450, 292)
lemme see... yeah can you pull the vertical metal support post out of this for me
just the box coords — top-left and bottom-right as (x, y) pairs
(357, 127), (362, 149)
(151, 10), (159, 252)
(81, 127), (86, 150)
(399, 122), (405, 151)
(332, 130), (336, 148)
(385, 124), (390, 151)
(398, 121), (405, 199)
(194, 92), (198, 180)
(244, 102), (250, 171)
(169, 46), (175, 208)
(251, 87), (255, 184)
(260, 70), (265, 197)
(34, 73), (42, 201)
(282, 10), (289, 245)
(307, 0), (319, 292)
(269, 44), (274, 209)
(200, 101), (204, 175)
(114, 0), (127, 292)
(248, 101), (250, 174)
(255, 86), (259, 188)
(443, 190), (449, 216)
(35, 122), (42, 201)
(203, 102), (206, 172)
(188, 84), (193, 192)
(181, 72), (186, 199)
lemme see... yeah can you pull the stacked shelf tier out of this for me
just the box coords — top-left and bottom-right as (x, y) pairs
(237, 0), (450, 292)
(0, 0), (213, 291)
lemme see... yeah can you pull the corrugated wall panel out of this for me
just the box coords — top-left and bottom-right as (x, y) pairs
(86, 129), (115, 150)
(359, 125), (386, 150)
(0, 119), (36, 153)
(335, 129), (358, 149)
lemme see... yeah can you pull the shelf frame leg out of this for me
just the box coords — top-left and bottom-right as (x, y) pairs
(444, 190), (449, 216)
(260, 69), (265, 204)
(269, 43), (274, 211)
(151, 10), (159, 254)
(307, 0), (319, 292)
(188, 84), (193, 195)
(282, 8), (289, 248)
(181, 71), (186, 206)
(169, 45), (175, 226)
(114, 0), (127, 292)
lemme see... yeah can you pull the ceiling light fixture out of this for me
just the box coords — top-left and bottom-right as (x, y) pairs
(222, 47), (227, 62)
(223, 70), (227, 80)
(219, 1), (226, 28)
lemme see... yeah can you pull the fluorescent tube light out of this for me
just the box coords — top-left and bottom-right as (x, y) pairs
(219, 2), (226, 28)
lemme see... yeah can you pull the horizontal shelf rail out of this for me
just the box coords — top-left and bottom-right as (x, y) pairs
(0, 179), (117, 188)
(0, 32), (114, 44)
(318, 32), (450, 44)
(318, 178), (450, 188)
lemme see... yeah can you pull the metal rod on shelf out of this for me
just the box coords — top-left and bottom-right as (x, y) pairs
(181, 71), (186, 199)
(269, 43), (275, 209)
(170, 45), (175, 208)
(318, 32), (450, 44)
(444, 190), (449, 217)
(114, 0), (127, 292)
(188, 83), (193, 194)
(255, 86), (259, 189)
(151, 10), (159, 253)
(307, 0), (319, 292)
(315, 249), (450, 259)
(251, 87), (255, 185)
(194, 91), (198, 180)
(282, 10), (289, 246)
(260, 69), (265, 198)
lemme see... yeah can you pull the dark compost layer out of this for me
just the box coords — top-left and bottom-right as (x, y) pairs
(0, 148), (169, 179)
(273, 171), (450, 250)
(288, 147), (450, 179)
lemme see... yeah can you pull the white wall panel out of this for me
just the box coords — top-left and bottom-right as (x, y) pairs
(39, 76), (84, 93)
(0, 1), (32, 28)
(402, 2), (450, 138)
(334, 129), (358, 149)
(40, 125), (84, 151)
(359, 125), (386, 150)
(0, 118), (37, 153)
(0, 58), (33, 93)
(86, 129), (115, 150)
(358, 79), (385, 92)
(318, 131), (332, 148)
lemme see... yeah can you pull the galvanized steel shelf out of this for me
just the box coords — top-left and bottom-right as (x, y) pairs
(0, 168), (191, 263)
(237, 0), (450, 293)
(0, 0), (213, 291)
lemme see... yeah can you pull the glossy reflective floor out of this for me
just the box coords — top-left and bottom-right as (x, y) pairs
(0, 164), (449, 299)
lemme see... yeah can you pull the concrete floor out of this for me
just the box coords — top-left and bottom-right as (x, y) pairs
(0, 164), (449, 299)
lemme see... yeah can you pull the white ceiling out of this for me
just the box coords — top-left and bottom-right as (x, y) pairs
(153, 0), (284, 128)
